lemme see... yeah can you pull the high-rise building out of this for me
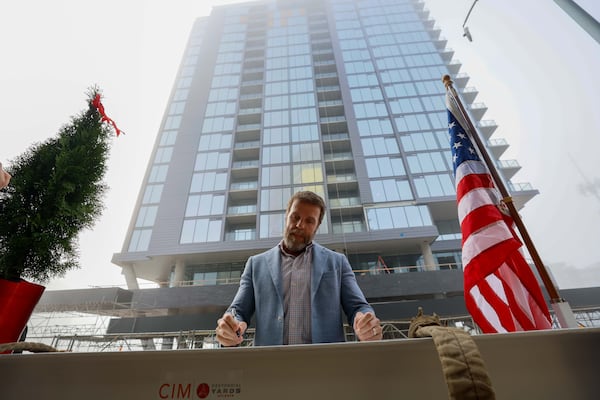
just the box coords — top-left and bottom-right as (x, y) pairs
(110, 0), (536, 333)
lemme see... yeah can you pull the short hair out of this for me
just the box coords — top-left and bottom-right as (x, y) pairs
(286, 191), (326, 224)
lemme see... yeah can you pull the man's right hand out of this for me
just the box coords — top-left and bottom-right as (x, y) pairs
(216, 312), (247, 347)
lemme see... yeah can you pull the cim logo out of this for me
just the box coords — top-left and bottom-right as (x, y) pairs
(158, 382), (241, 399)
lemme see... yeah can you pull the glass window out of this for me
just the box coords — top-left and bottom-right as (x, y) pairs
(160, 131), (177, 146)
(149, 165), (168, 183)
(370, 179), (413, 202)
(260, 213), (285, 239)
(201, 117), (234, 133)
(169, 102), (186, 115)
(262, 145), (290, 165)
(407, 152), (449, 173)
(262, 165), (291, 186)
(180, 219), (222, 243)
(292, 143), (321, 162)
(265, 95), (290, 111)
(344, 61), (375, 74)
(154, 147), (173, 164)
(195, 152), (230, 171)
(173, 88), (189, 102)
(350, 87), (384, 102)
(263, 127), (291, 145)
(260, 187), (292, 212)
(414, 174), (456, 198)
(198, 133), (232, 150)
(293, 163), (323, 184)
(290, 93), (315, 108)
(347, 73), (378, 88)
(356, 118), (393, 136)
(190, 172), (227, 192)
(400, 131), (441, 151)
(164, 116), (182, 130)
(128, 229), (152, 252)
(395, 114), (431, 132)
(353, 102), (389, 118)
(291, 124), (319, 142)
(385, 82), (418, 98)
(366, 205), (432, 230)
(264, 110), (289, 127)
(390, 98), (424, 114)
(365, 157), (406, 178)
(135, 206), (158, 227)
(205, 101), (236, 117)
(290, 108), (317, 124)
(361, 137), (400, 156)
(142, 184), (163, 204)
(185, 194), (225, 217)
(208, 87), (239, 102)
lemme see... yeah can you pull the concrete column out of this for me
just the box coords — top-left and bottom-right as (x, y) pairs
(121, 265), (140, 290)
(172, 259), (186, 287)
(420, 241), (437, 271)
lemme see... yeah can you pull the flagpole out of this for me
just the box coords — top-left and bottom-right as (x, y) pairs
(442, 75), (578, 328)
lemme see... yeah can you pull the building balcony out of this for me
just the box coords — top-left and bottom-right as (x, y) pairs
(237, 110), (261, 125)
(243, 58), (264, 69)
(234, 140), (259, 150)
(320, 118), (347, 134)
(225, 229), (256, 241)
(237, 107), (262, 116)
(239, 92), (262, 101)
(453, 73), (469, 88)
(315, 72), (339, 86)
(230, 180), (258, 191)
(241, 79), (263, 87)
(508, 182), (539, 210)
(460, 87), (478, 103)
(433, 37), (448, 50)
(498, 159), (521, 179)
(320, 115), (346, 124)
(327, 173), (357, 184)
(468, 102), (487, 120)
(476, 119), (498, 139)
(314, 59), (336, 68)
(322, 132), (349, 142)
(232, 159), (259, 169)
(325, 151), (354, 162)
(229, 182), (258, 202)
(233, 142), (259, 161)
(440, 48), (454, 62)
(327, 177), (358, 193)
(487, 138), (509, 158)
(447, 59), (462, 75)
(236, 123), (261, 134)
(329, 196), (362, 209)
(227, 204), (257, 215)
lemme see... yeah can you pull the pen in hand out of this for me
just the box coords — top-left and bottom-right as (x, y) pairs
(230, 308), (241, 337)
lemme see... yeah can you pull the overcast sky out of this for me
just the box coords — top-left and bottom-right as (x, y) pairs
(1, 0), (599, 291)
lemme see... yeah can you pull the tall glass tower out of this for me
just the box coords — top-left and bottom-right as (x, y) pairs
(112, 0), (535, 304)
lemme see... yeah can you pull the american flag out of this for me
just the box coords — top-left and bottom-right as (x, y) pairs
(446, 92), (552, 333)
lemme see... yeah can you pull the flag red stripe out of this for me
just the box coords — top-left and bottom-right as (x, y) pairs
(463, 236), (520, 289)
(460, 204), (504, 242)
(456, 173), (495, 203)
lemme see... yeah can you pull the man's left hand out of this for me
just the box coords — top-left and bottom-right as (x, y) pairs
(354, 311), (382, 341)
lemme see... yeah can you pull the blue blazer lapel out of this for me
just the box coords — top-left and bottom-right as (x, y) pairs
(311, 243), (327, 300)
(267, 246), (283, 304)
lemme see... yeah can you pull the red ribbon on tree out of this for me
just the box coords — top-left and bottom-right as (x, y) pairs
(91, 94), (123, 136)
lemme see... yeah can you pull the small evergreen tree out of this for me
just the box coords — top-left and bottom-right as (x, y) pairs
(0, 88), (114, 282)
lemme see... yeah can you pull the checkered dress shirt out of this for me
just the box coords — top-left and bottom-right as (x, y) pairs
(280, 241), (313, 345)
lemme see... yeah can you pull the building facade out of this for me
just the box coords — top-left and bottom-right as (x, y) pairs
(111, 0), (535, 313)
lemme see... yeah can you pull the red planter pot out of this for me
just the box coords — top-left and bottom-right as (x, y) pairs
(0, 278), (45, 347)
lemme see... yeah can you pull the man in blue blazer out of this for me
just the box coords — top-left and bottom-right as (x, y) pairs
(216, 191), (382, 346)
